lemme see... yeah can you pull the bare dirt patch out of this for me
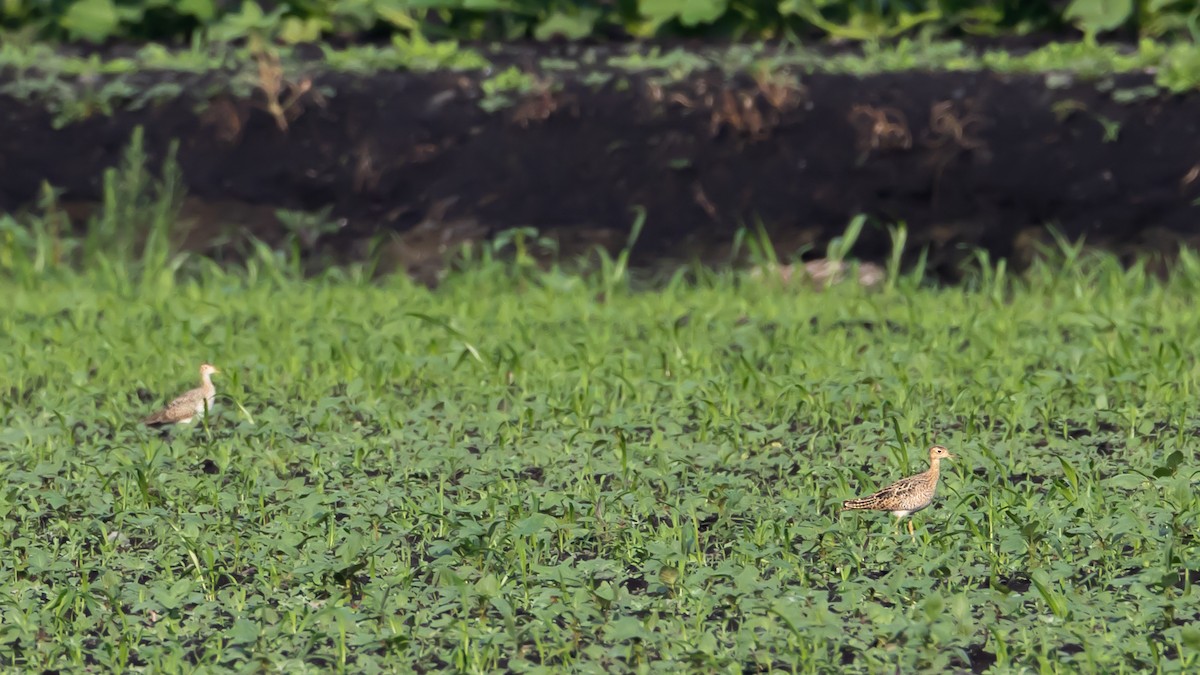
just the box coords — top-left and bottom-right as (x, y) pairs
(2, 43), (1199, 278)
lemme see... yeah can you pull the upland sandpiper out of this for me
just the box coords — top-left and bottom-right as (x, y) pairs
(142, 363), (221, 426)
(842, 445), (954, 536)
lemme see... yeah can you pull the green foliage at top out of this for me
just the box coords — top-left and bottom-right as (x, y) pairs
(2, 0), (1199, 45)
(3, 137), (1200, 671)
(6, 34), (1200, 127)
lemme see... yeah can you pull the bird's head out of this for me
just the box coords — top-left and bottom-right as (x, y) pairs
(929, 445), (955, 461)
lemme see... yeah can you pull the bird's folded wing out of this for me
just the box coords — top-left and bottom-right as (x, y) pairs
(144, 388), (203, 423)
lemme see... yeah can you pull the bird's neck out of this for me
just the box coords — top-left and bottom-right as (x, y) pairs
(927, 457), (941, 477)
(200, 373), (215, 393)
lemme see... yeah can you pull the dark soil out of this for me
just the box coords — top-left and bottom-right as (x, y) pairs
(2, 42), (1199, 280)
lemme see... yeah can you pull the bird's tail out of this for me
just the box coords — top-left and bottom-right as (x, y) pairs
(841, 497), (878, 510)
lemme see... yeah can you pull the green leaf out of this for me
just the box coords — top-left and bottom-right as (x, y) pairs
(1181, 625), (1200, 651)
(534, 11), (598, 41)
(922, 593), (945, 620)
(734, 565), (759, 593)
(177, 0), (215, 20)
(1030, 570), (1069, 618)
(511, 512), (557, 537)
(154, 579), (192, 610)
(593, 581), (616, 602)
(606, 616), (647, 642)
(279, 16), (327, 44)
(1154, 450), (1184, 477)
(490, 595), (515, 620)
(228, 618), (260, 645)
(475, 573), (500, 597)
(60, 0), (120, 43)
(372, 2), (418, 31)
(640, 0), (728, 28)
(1103, 473), (1147, 489)
(114, 5), (143, 22)
(208, 0), (285, 41)
(1064, 0), (1134, 35)
(1057, 456), (1079, 492)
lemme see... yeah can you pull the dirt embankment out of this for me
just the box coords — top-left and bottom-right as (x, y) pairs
(2, 44), (1199, 278)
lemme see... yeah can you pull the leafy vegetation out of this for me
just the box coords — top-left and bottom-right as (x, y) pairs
(4, 34), (1200, 130)
(2, 140), (1200, 672)
(605, 38), (1200, 93)
(2, 0), (1199, 46)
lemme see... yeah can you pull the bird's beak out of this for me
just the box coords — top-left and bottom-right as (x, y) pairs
(946, 453), (956, 460)
(212, 368), (222, 374)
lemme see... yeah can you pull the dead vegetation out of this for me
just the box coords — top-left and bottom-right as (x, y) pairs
(647, 69), (806, 142)
(923, 100), (990, 158)
(848, 104), (913, 156)
(251, 47), (323, 131)
(748, 259), (886, 289)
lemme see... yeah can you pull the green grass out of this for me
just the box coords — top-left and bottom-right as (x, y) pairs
(3, 218), (1200, 671)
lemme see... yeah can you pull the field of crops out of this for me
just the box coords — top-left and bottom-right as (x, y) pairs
(3, 167), (1200, 671)
(5, 0), (1199, 45)
(4, 0), (1200, 670)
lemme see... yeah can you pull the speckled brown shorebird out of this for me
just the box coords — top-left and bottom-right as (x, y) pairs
(142, 363), (220, 426)
(842, 445), (954, 536)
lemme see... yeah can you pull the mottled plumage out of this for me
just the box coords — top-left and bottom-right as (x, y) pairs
(843, 445), (954, 535)
(143, 363), (220, 426)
